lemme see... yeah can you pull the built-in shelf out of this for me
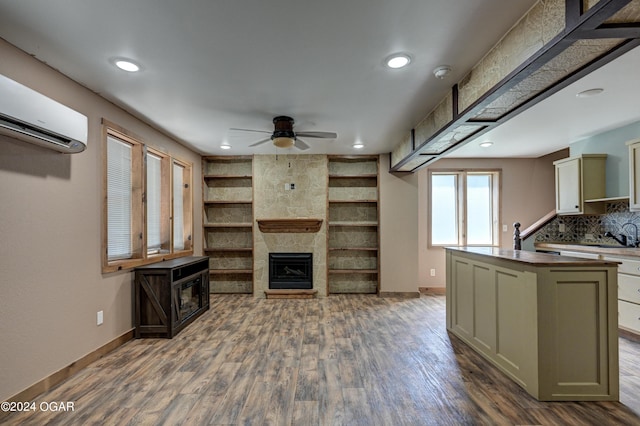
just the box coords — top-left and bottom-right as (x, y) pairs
(204, 223), (253, 228)
(202, 156), (254, 294)
(204, 200), (252, 205)
(328, 199), (377, 203)
(328, 174), (378, 179)
(204, 247), (253, 253)
(329, 247), (378, 251)
(203, 174), (252, 179)
(256, 218), (323, 233)
(329, 221), (378, 227)
(327, 155), (380, 295)
(584, 196), (630, 203)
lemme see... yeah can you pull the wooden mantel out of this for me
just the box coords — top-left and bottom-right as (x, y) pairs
(256, 218), (323, 233)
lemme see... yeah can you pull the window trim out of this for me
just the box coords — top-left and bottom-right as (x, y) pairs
(428, 168), (501, 248)
(102, 119), (193, 273)
(171, 157), (193, 254)
(146, 147), (172, 257)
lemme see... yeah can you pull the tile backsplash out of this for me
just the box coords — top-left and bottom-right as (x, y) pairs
(534, 200), (640, 246)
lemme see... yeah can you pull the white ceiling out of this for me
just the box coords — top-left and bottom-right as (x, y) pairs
(1, 0), (637, 160)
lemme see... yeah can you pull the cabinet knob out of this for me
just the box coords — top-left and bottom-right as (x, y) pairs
(575, 205), (579, 209)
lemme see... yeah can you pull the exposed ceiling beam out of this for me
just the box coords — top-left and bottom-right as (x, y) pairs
(390, 0), (640, 173)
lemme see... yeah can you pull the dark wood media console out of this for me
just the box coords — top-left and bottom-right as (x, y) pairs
(134, 256), (210, 338)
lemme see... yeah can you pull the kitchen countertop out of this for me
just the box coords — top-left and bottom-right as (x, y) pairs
(535, 242), (640, 258)
(446, 246), (620, 266)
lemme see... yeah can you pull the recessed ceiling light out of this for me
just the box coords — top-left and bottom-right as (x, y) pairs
(220, 144), (231, 150)
(114, 59), (141, 72)
(385, 53), (411, 69)
(576, 88), (604, 98)
(479, 141), (493, 148)
(353, 142), (364, 149)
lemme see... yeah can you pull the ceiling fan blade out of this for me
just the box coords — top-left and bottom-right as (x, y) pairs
(229, 128), (272, 134)
(294, 138), (310, 150)
(295, 131), (337, 139)
(249, 138), (271, 147)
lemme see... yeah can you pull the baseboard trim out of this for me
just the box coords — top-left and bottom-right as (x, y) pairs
(619, 327), (640, 343)
(5, 329), (134, 404)
(419, 287), (446, 295)
(378, 291), (420, 298)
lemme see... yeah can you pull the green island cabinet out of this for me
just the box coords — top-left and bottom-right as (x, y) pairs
(446, 247), (619, 401)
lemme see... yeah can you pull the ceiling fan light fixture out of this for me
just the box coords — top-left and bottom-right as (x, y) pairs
(239, 115), (336, 151)
(220, 144), (231, 150)
(273, 136), (295, 148)
(353, 142), (364, 149)
(479, 141), (493, 148)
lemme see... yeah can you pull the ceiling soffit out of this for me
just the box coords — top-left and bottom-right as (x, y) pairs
(390, 0), (640, 173)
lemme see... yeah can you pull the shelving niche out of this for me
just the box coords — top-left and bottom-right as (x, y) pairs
(202, 156), (253, 293)
(327, 156), (379, 294)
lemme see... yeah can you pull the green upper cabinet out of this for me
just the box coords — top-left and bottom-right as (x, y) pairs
(627, 139), (640, 212)
(553, 154), (606, 215)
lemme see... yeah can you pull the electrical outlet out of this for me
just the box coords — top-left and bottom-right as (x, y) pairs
(284, 183), (290, 190)
(430, 268), (436, 277)
(502, 224), (508, 232)
(585, 233), (593, 240)
(559, 223), (566, 233)
(97, 311), (103, 326)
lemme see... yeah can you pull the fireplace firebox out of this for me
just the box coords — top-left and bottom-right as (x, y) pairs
(269, 253), (313, 289)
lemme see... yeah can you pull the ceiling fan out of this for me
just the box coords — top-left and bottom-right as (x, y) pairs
(230, 116), (337, 151)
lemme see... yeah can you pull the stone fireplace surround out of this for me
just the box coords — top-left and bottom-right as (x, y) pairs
(253, 155), (328, 298)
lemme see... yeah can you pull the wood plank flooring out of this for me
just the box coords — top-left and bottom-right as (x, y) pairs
(3, 294), (640, 425)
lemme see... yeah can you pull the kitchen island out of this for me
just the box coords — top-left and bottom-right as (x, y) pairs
(446, 247), (619, 401)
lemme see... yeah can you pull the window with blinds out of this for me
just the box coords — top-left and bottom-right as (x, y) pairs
(173, 162), (185, 251)
(146, 152), (162, 253)
(102, 120), (193, 273)
(107, 136), (133, 261)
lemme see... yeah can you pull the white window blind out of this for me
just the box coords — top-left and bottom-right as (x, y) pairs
(431, 174), (459, 245)
(146, 153), (162, 253)
(107, 136), (132, 260)
(466, 174), (493, 245)
(173, 163), (185, 251)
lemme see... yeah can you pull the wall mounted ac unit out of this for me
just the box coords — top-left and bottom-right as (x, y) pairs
(0, 73), (88, 153)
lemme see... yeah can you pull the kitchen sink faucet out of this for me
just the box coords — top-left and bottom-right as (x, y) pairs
(605, 222), (639, 247)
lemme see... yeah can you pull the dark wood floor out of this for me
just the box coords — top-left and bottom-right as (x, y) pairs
(3, 294), (640, 425)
